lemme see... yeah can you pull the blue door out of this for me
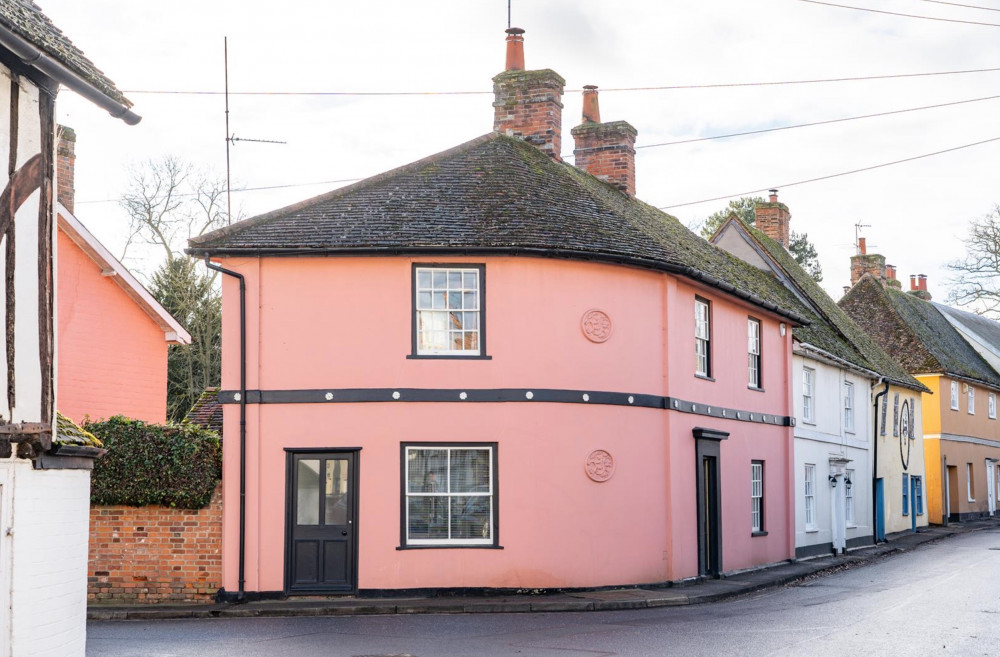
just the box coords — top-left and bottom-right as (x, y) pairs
(875, 478), (885, 541)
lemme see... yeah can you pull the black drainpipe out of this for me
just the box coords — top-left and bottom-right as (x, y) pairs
(872, 378), (889, 544)
(204, 255), (247, 602)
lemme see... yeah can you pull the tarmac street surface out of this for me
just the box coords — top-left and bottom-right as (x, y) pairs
(87, 529), (1000, 657)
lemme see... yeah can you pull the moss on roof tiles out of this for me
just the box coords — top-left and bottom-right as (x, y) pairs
(840, 276), (1000, 388)
(55, 410), (102, 447)
(184, 387), (223, 435)
(0, 0), (130, 106)
(189, 133), (812, 322)
(730, 223), (925, 391)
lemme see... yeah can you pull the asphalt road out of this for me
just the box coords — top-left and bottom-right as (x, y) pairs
(87, 529), (1000, 657)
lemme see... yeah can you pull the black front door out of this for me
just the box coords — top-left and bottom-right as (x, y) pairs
(285, 450), (358, 594)
(694, 428), (728, 578)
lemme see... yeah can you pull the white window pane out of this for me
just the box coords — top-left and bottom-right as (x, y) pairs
(432, 270), (447, 287)
(417, 269), (431, 288)
(417, 291), (432, 309)
(463, 272), (477, 288)
(448, 271), (462, 288)
(450, 449), (491, 492)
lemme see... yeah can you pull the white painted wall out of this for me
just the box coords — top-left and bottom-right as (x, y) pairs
(3, 459), (91, 657)
(793, 353), (874, 553)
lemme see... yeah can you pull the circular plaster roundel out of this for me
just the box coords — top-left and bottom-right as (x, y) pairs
(581, 309), (613, 343)
(586, 449), (615, 482)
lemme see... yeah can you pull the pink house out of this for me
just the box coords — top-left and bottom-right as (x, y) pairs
(56, 127), (190, 424)
(188, 30), (811, 600)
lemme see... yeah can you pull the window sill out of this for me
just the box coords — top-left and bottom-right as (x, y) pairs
(751, 530), (768, 537)
(695, 374), (715, 382)
(805, 528), (818, 533)
(407, 354), (493, 360)
(397, 544), (504, 550)
(748, 385), (765, 393)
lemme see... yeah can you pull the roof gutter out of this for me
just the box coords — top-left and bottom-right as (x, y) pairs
(185, 244), (813, 326)
(0, 24), (140, 125)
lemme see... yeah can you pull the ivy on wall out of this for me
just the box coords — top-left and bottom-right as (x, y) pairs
(87, 416), (221, 509)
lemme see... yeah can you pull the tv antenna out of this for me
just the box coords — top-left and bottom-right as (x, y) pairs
(224, 37), (286, 226)
(854, 221), (871, 254)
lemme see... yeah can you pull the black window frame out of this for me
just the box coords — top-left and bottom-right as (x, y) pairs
(748, 316), (762, 390)
(408, 263), (490, 360)
(751, 460), (766, 536)
(398, 441), (501, 549)
(694, 296), (713, 379)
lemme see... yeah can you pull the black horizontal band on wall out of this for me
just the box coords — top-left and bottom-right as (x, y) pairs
(218, 387), (793, 427)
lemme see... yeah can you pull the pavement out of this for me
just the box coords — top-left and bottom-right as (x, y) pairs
(87, 518), (1000, 621)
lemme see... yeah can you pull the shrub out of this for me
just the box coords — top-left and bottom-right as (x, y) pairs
(87, 416), (221, 509)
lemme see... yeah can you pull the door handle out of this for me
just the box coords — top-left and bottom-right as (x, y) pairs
(341, 530), (348, 536)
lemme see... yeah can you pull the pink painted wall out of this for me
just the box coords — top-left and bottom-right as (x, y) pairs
(56, 229), (168, 424)
(217, 255), (795, 591)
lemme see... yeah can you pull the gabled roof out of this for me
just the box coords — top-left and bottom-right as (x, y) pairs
(184, 387), (222, 435)
(712, 218), (926, 392)
(0, 0), (138, 123)
(189, 133), (812, 324)
(839, 276), (1000, 390)
(58, 203), (191, 345)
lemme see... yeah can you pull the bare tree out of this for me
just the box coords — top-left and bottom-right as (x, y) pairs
(118, 156), (234, 419)
(119, 156), (230, 263)
(947, 204), (1000, 317)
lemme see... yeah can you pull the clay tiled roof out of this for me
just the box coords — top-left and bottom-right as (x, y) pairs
(189, 133), (812, 324)
(839, 276), (1000, 389)
(184, 388), (222, 435)
(0, 0), (129, 105)
(730, 222), (926, 392)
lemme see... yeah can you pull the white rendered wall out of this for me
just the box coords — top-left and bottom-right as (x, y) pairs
(6, 460), (91, 657)
(793, 354), (874, 551)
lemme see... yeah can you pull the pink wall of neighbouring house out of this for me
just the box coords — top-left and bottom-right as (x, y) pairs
(216, 255), (795, 592)
(57, 228), (168, 424)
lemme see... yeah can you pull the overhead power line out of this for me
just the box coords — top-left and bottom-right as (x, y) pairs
(796, 0), (1000, 26)
(76, 177), (365, 205)
(120, 66), (1000, 97)
(658, 136), (1000, 210)
(913, 0), (1000, 12)
(636, 93), (1000, 149)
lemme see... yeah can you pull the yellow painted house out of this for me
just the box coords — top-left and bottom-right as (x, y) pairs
(841, 277), (1000, 524)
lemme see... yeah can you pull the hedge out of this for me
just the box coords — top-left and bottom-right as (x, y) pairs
(87, 416), (222, 509)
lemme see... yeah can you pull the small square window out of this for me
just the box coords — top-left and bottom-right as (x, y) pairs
(412, 265), (486, 357)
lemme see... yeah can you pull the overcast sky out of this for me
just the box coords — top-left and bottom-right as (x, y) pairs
(39, 0), (1000, 301)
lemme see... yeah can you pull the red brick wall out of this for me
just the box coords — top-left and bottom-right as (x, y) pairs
(88, 486), (222, 604)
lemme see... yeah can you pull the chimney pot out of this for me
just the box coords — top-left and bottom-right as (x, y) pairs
(918, 274), (928, 291)
(769, 189), (778, 203)
(910, 275), (918, 290)
(858, 237), (867, 255)
(504, 27), (525, 71)
(581, 85), (601, 123)
(886, 264), (896, 280)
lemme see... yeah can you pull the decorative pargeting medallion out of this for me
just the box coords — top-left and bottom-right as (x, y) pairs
(585, 449), (615, 482)
(581, 309), (613, 343)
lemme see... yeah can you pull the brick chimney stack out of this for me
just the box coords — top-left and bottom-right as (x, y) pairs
(492, 28), (566, 161)
(754, 189), (790, 247)
(849, 239), (886, 286)
(56, 124), (76, 215)
(571, 85), (638, 196)
(908, 274), (931, 300)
